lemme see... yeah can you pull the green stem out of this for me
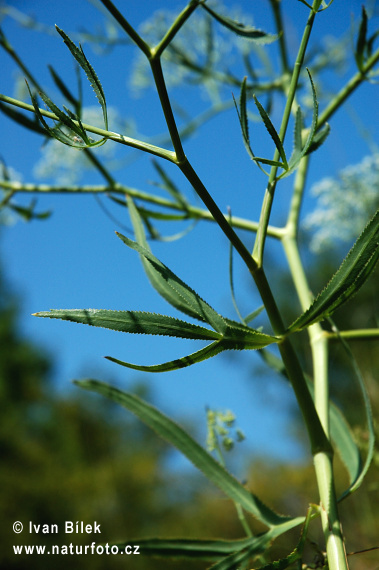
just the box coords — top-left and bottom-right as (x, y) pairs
(153, 0), (201, 58)
(0, 179), (285, 237)
(99, 0), (151, 57)
(286, 156), (310, 238)
(317, 45), (379, 130)
(0, 93), (176, 162)
(252, 2), (319, 266)
(313, 453), (349, 569)
(325, 328), (379, 341)
(282, 176), (349, 570)
(178, 158), (258, 272)
(149, 58), (186, 162)
(269, 0), (290, 75)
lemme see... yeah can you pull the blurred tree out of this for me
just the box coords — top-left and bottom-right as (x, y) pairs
(0, 248), (248, 569)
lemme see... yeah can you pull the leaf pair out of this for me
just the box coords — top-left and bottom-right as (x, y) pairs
(34, 195), (277, 371)
(235, 71), (330, 178)
(28, 26), (108, 149)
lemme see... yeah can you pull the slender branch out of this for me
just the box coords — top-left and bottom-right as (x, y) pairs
(285, 156), (310, 237)
(269, 0), (290, 75)
(0, 93), (176, 163)
(317, 45), (379, 130)
(252, 2), (319, 266)
(325, 329), (379, 341)
(0, 179), (285, 237)
(98, 0), (151, 57)
(149, 58), (186, 162)
(153, 0), (201, 58)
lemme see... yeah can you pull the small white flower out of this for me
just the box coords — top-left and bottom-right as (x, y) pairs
(304, 154), (379, 252)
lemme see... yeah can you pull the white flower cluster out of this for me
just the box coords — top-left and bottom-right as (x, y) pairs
(304, 153), (379, 253)
(33, 106), (128, 185)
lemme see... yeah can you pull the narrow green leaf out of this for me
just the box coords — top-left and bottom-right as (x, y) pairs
(33, 309), (222, 341)
(253, 94), (288, 169)
(252, 506), (314, 569)
(305, 122), (330, 155)
(287, 209), (379, 332)
(119, 195), (228, 332)
(209, 518), (306, 570)
(55, 26), (108, 129)
(9, 201), (51, 221)
(75, 379), (293, 527)
(105, 340), (226, 372)
(201, 3), (278, 43)
(38, 90), (83, 137)
(112, 536), (254, 561)
(221, 320), (277, 349)
(105, 322), (277, 372)
(302, 69), (319, 155)
(26, 82), (93, 149)
(279, 69), (321, 180)
(152, 159), (189, 210)
(330, 320), (375, 501)
(0, 101), (46, 135)
(293, 106), (303, 156)
(355, 6), (368, 71)
(48, 64), (79, 109)
(233, 81), (269, 176)
(244, 305), (265, 324)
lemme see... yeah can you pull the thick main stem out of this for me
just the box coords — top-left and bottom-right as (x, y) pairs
(283, 224), (349, 570)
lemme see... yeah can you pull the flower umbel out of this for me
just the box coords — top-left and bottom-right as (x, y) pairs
(304, 153), (379, 252)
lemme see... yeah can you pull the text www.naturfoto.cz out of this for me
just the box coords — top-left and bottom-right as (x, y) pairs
(13, 543), (140, 555)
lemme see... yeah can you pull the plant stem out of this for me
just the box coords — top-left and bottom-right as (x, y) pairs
(0, 179), (285, 237)
(99, 0), (151, 57)
(326, 328), (379, 341)
(317, 45), (379, 130)
(283, 155), (350, 569)
(149, 58), (186, 162)
(0, 93), (176, 162)
(252, 2), (320, 266)
(153, 0), (201, 58)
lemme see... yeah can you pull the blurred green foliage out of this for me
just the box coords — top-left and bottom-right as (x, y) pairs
(0, 249), (377, 569)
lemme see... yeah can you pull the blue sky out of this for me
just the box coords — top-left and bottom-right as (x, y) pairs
(1, 0), (377, 466)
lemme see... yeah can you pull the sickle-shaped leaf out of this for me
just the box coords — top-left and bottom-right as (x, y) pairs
(74, 379), (294, 527)
(287, 208), (379, 333)
(105, 340), (226, 373)
(201, 3), (278, 43)
(105, 322), (277, 372)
